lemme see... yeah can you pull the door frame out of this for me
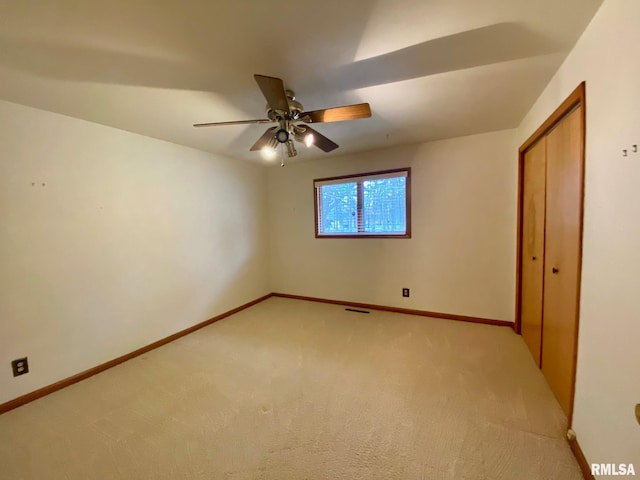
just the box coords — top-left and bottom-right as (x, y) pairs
(514, 82), (586, 425)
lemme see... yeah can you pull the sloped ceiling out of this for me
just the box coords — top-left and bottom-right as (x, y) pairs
(0, 0), (602, 163)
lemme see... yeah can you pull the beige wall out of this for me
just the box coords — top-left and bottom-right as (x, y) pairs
(515, 1), (640, 470)
(268, 130), (518, 322)
(0, 100), (269, 404)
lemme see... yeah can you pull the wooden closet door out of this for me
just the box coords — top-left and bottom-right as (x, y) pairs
(520, 138), (547, 365)
(541, 105), (584, 417)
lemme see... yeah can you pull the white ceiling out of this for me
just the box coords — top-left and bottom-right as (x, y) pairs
(0, 0), (602, 164)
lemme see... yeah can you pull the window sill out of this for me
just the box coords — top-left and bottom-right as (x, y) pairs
(315, 233), (411, 239)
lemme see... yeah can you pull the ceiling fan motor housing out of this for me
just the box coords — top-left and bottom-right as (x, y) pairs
(266, 90), (303, 121)
(288, 100), (303, 120)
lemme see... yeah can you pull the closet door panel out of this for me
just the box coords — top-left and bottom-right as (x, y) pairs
(541, 106), (584, 416)
(520, 138), (547, 365)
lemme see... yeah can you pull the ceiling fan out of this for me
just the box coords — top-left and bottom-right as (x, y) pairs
(194, 74), (371, 162)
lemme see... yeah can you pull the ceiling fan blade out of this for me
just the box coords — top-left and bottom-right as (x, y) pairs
(254, 74), (290, 112)
(301, 103), (371, 123)
(249, 126), (278, 151)
(301, 125), (339, 152)
(193, 118), (271, 127)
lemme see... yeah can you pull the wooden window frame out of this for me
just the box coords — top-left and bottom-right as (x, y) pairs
(313, 167), (412, 239)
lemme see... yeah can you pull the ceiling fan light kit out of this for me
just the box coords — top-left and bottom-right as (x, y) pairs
(193, 74), (371, 164)
(261, 136), (279, 159)
(286, 140), (297, 158)
(304, 133), (314, 148)
(275, 128), (289, 143)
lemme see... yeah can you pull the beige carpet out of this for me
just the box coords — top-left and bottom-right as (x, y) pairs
(0, 297), (583, 479)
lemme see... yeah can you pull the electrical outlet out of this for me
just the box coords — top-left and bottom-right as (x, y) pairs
(11, 357), (29, 377)
(402, 288), (410, 297)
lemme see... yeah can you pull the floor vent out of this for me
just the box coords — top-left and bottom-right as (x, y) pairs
(345, 308), (370, 314)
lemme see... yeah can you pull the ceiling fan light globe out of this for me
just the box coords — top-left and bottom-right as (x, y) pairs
(275, 128), (289, 143)
(286, 140), (297, 157)
(261, 146), (277, 159)
(304, 133), (314, 147)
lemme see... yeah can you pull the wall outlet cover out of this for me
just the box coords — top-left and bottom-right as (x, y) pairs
(11, 357), (29, 377)
(402, 288), (410, 297)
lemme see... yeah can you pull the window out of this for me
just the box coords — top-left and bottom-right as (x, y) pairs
(314, 168), (411, 238)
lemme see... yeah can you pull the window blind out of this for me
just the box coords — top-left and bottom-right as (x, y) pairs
(314, 168), (410, 237)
